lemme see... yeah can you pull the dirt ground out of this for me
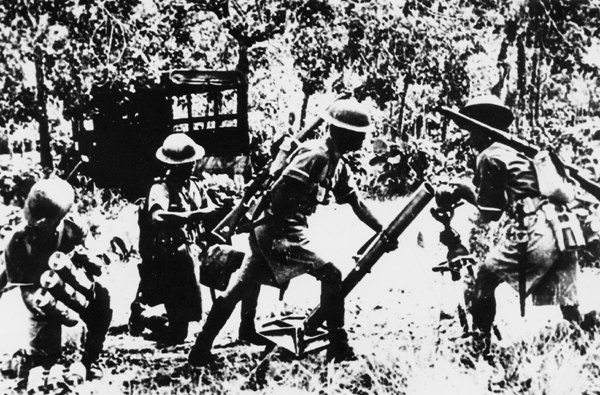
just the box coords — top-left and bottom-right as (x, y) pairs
(1, 198), (599, 394)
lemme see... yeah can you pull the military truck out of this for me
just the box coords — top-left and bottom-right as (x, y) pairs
(72, 69), (251, 199)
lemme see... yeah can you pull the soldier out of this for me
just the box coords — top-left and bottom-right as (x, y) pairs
(188, 99), (393, 365)
(129, 133), (218, 345)
(0, 178), (112, 380)
(439, 95), (582, 355)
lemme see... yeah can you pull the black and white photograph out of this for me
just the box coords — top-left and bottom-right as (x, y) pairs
(0, 0), (600, 393)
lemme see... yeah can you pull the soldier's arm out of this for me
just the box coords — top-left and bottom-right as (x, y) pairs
(347, 193), (383, 233)
(151, 208), (192, 226)
(152, 204), (220, 225)
(443, 181), (503, 222)
(188, 185), (219, 222)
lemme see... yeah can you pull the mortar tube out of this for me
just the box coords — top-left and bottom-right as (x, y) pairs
(304, 182), (435, 333)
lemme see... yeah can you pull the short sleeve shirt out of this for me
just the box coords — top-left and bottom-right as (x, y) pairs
(282, 139), (356, 206)
(148, 177), (209, 213)
(474, 142), (539, 212)
(147, 176), (210, 240)
(268, 139), (358, 238)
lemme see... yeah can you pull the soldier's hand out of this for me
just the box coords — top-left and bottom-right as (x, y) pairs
(151, 210), (167, 224)
(72, 246), (103, 277)
(449, 180), (477, 205)
(381, 232), (398, 252)
(435, 185), (459, 209)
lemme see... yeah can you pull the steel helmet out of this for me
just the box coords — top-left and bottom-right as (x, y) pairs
(24, 178), (74, 227)
(156, 133), (205, 165)
(459, 95), (514, 130)
(321, 99), (372, 133)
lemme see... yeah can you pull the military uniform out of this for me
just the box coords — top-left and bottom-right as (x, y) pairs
(135, 175), (211, 341)
(0, 218), (112, 370)
(189, 99), (384, 365)
(470, 142), (578, 333)
(191, 137), (362, 356)
(253, 138), (357, 284)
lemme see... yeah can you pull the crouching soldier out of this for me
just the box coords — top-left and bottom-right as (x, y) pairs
(440, 95), (582, 356)
(0, 178), (112, 380)
(188, 99), (391, 365)
(129, 133), (218, 345)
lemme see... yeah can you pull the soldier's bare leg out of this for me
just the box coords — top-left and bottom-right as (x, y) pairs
(80, 283), (112, 379)
(189, 258), (267, 365)
(308, 262), (355, 362)
(469, 265), (501, 356)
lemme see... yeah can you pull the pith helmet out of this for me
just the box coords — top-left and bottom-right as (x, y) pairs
(156, 133), (205, 165)
(322, 99), (372, 133)
(459, 95), (514, 130)
(24, 178), (74, 227)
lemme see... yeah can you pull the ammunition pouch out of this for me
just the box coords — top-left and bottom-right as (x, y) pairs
(200, 244), (245, 291)
(580, 208), (600, 246)
(508, 196), (545, 219)
(541, 204), (586, 251)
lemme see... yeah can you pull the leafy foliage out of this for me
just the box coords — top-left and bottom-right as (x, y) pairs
(0, 0), (599, 194)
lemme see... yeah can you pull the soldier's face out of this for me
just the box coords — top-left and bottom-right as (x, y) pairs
(26, 221), (59, 245)
(331, 126), (366, 153)
(171, 162), (195, 180)
(467, 131), (491, 152)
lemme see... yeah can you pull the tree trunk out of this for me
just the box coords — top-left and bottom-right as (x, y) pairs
(534, 48), (542, 125)
(398, 77), (410, 142)
(237, 44), (250, 139)
(34, 44), (52, 170)
(516, 33), (527, 138)
(491, 38), (511, 97)
(529, 49), (538, 131)
(299, 89), (310, 131)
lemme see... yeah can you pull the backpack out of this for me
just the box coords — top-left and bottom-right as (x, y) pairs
(533, 150), (576, 204)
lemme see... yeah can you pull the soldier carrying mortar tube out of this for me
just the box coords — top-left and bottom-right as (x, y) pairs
(437, 95), (584, 359)
(188, 99), (397, 366)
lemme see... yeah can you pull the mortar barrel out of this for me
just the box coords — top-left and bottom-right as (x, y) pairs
(304, 182), (434, 333)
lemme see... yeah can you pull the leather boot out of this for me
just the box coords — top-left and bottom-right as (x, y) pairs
(188, 296), (234, 366)
(326, 328), (357, 363)
(238, 324), (271, 346)
(128, 302), (145, 336)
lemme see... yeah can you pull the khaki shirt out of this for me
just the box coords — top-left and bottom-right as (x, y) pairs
(268, 138), (357, 238)
(148, 176), (210, 245)
(474, 142), (539, 214)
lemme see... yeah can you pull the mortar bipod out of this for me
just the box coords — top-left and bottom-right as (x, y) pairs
(430, 202), (475, 281)
(257, 315), (328, 357)
(255, 183), (435, 357)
